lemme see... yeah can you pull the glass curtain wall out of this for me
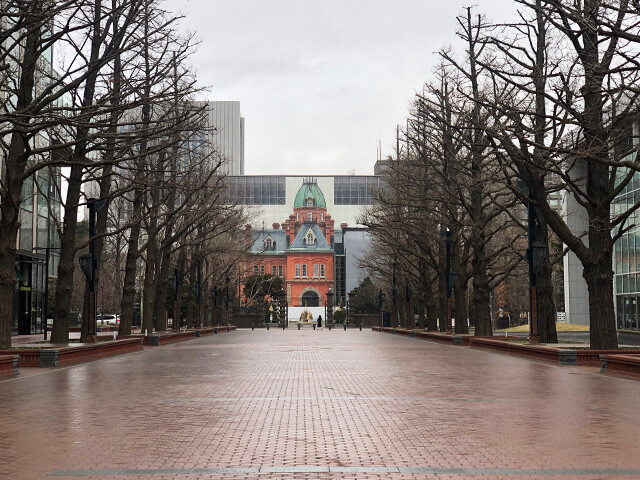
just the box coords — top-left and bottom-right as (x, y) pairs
(614, 150), (640, 331)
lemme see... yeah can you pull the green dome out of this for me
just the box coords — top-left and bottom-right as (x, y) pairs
(294, 180), (326, 209)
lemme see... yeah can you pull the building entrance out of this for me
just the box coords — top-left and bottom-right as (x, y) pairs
(301, 291), (320, 307)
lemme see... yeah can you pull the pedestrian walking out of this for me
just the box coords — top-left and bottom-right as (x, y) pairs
(317, 315), (323, 330)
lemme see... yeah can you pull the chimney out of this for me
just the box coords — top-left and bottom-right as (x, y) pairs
(340, 223), (348, 232)
(281, 223), (287, 230)
(272, 223), (280, 230)
(245, 224), (251, 246)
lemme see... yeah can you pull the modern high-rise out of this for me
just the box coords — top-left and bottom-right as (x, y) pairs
(193, 101), (245, 175)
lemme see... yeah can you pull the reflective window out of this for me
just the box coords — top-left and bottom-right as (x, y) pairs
(226, 176), (285, 205)
(334, 176), (380, 205)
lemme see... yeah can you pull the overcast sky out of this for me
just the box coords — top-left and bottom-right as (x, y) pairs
(171, 0), (518, 176)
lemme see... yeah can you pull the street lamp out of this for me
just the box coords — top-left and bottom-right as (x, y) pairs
(405, 283), (412, 329)
(378, 289), (386, 328)
(224, 276), (230, 326)
(210, 287), (218, 326)
(79, 198), (106, 338)
(169, 269), (179, 330)
(195, 259), (202, 328)
(518, 180), (548, 343)
(392, 262), (398, 328)
(440, 230), (454, 332)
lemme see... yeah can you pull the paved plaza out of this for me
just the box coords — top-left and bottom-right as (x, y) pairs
(1, 330), (640, 480)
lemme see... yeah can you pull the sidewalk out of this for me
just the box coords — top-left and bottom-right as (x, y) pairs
(2, 329), (640, 479)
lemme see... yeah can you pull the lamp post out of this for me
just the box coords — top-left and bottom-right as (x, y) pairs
(440, 230), (455, 332)
(378, 289), (386, 328)
(518, 181), (548, 343)
(33, 246), (59, 341)
(211, 287), (218, 326)
(392, 262), (398, 328)
(169, 269), (179, 330)
(79, 198), (106, 339)
(224, 275), (230, 326)
(405, 283), (412, 329)
(195, 259), (202, 328)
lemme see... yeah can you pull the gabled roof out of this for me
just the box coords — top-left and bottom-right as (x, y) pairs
(249, 230), (287, 254)
(289, 223), (332, 251)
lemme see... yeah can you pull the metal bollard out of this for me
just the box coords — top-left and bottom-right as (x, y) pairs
(344, 323), (347, 331)
(267, 323), (270, 330)
(252, 324), (254, 331)
(328, 324), (332, 330)
(359, 323), (362, 331)
(298, 323), (301, 330)
(283, 323), (285, 330)
(313, 324), (316, 330)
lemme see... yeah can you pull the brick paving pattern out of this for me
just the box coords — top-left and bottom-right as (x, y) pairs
(1, 329), (640, 479)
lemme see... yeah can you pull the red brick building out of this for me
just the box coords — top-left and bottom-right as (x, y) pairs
(243, 178), (335, 306)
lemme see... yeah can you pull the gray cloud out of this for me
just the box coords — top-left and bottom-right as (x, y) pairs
(173, 0), (518, 175)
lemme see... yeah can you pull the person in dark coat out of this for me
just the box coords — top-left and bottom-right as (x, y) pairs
(317, 315), (323, 329)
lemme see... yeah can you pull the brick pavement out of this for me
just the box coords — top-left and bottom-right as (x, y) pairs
(1, 329), (640, 479)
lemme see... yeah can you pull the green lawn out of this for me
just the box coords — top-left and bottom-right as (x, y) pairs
(495, 322), (590, 333)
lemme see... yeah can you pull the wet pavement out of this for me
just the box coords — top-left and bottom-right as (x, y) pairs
(1, 329), (640, 479)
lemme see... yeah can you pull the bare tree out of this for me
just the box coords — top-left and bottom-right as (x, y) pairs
(480, 0), (640, 349)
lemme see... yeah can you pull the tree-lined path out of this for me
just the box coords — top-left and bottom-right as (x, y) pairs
(1, 330), (640, 479)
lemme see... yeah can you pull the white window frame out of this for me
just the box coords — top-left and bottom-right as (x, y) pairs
(313, 264), (319, 277)
(308, 211), (313, 222)
(305, 229), (316, 246)
(278, 265), (283, 277)
(272, 266), (277, 276)
(302, 264), (307, 277)
(320, 264), (325, 278)
(295, 264), (301, 277)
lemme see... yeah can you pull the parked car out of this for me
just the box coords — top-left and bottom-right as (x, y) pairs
(97, 314), (120, 325)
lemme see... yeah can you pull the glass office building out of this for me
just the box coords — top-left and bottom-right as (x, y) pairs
(614, 149), (640, 331)
(13, 167), (62, 335)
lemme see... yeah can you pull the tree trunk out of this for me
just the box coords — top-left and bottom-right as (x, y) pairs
(423, 270), (438, 331)
(153, 251), (170, 332)
(472, 248), (492, 336)
(535, 213), (558, 343)
(454, 276), (469, 334)
(51, 163), (83, 344)
(583, 250), (618, 350)
(0, 202), (20, 349)
(141, 240), (157, 334)
(438, 241), (448, 332)
(119, 191), (143, 336)
(0, 16), (40, 349)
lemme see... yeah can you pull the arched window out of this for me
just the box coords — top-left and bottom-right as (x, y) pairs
(265, 237), (273, 249)
(306, 198), (314, 207)
(305, 230), (315, 246)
